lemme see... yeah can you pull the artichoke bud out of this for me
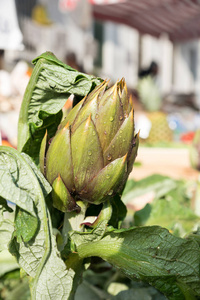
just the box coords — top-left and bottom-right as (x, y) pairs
(40, 78), (139, 210)
(52, 175), (79, 212)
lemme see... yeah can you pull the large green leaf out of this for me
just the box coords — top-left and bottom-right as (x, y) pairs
(0, 146), (52, 242)
(0, 196), (14, 252)
(0, 147), (39, 218)
(129, 177), (200, 237)
(0, 146), (76, 299)
(145, 189), (200, 237)
(75, 226), (200, 300)
(122, 175), (177, 204)
(17, 51), (102, 164)
(0, 250), (19, 277)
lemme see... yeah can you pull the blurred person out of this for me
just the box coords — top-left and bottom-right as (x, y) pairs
(137, 61), (173, 143)
(137, 61), (161, 112)
(138, 61), (159, 79)
(0, 50), (4, 69)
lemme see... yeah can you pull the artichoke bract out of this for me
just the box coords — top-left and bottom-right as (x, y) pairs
(40, 79), (139, 212)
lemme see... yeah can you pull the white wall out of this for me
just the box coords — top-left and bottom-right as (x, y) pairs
(173, 41), (197, 94)
(102, 22), (139, 87)
(101, 25), (174, 93)
(100, 23), (200, 101)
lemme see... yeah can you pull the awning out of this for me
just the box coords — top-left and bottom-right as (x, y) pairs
(91, 0), (200, 41)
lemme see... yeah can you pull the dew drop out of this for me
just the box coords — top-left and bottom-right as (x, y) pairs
(107, 154), (112, 161)
(95, 114), (99, 119)
(110, 116), (114, 122)
(112, 145), (115, 148)
(108, 190), (113, 195)
(120, 130), (123, 134)
(92, 131), (96, 136)
(120, 116), (123, 120)
(88, 150), (92, 156)
(106, 174), (110, 179)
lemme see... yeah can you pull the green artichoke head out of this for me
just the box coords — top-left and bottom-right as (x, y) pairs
(40, 79), (139, 212)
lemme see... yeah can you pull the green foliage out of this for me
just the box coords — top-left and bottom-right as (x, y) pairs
(18, 51), (102, 164)
(0, 146), (76, 299)
(122, 174), (177, 204)
(75, 226), (200, 299)
(123, 175), (199, 237)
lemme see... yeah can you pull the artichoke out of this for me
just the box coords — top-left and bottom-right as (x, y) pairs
(40, 79), (139, 212)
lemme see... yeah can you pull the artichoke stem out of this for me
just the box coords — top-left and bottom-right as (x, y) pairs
(61, 201), (88, 249)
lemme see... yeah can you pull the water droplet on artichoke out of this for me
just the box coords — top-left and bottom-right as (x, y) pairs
(88, 150), (92, 156)
(110, 116), (114, 122)
(108, 190), (113, 195)
(107, 154), (112, 161)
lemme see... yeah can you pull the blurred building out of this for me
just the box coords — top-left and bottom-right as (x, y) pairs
(1, 0), (200, 107)
(94, 21), (200, 107)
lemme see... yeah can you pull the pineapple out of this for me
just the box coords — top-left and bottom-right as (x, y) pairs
(190, 130), (200, 170)
(146, 111), (173, 144)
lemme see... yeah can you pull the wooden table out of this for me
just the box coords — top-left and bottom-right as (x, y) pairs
(130, 147), (199, 181)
